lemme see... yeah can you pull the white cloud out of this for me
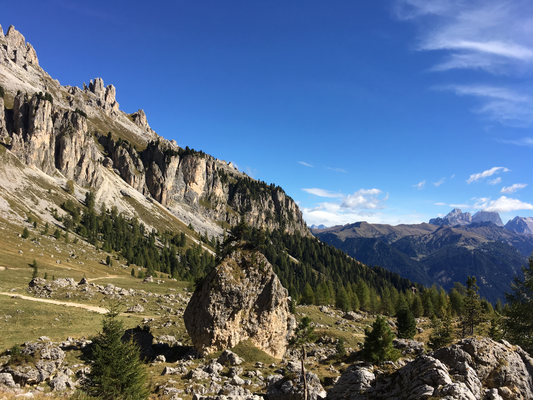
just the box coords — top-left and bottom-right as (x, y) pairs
(395, 0), (533, 72)
(501, 183), (528, 194)
(467, 166), (509, 184)
(488, 177), (501, 185)
(302, 188), (343, 198)
(413, 180), (426, 189)
(395, 0), (533, 127)
(473, 196), (533, 212)
(299, 161), (314, 167)
(341, 189), (385, 210)
(434, 202), (447, 206)
(434, 178), (445, 187)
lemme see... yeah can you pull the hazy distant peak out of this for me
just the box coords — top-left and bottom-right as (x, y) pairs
(429, 208), (472, 226)
(505, 216), (533, 235)
(472, 210), (504, 227)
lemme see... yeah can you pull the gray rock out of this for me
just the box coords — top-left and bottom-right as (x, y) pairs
(127, 304), (145, 313)
(0, 372), (17, 388)
(217, 349), (243, 366)
(267, 371), (327, 400)
(392, 338), (425, 355)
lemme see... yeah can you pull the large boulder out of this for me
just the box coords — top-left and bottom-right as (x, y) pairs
(184, 246), (295, 359)
(328, 337), (533, 400)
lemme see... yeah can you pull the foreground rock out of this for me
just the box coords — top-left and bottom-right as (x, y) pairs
(329, 337), (533, 400)
(184, 246), (295, 358)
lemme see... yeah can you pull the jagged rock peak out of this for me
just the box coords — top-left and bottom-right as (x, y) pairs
(183, 245), (296, 358)
(131, 109), (152, 132)
(0, 24), (4, 38)
(472, 210), (503, 227)
(429, 208), (472, 226)
(505, 216), (533, 235)
(89, 77), (105, 99)
(2, 25), (39, 67)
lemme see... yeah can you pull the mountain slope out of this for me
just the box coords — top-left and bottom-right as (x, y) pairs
(313, 221), (529, 303)
(0, 25), (309, 240)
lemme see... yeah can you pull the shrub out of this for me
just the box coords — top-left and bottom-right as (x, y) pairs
(22, 227), (30, 239)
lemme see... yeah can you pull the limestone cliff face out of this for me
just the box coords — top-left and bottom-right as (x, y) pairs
(183, 246), (295, 358)
(0, 25), (310, 237)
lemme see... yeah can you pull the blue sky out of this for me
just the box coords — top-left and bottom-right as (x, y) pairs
(3, 0), (533, 226)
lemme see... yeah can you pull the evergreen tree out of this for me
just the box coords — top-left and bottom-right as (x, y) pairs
(410, 295), (424, 318)
(462, 276), (482, 337)
(335, 337), (346, 360)
(300, 283), (315, 305)
(356, 281), (370, 311)
(87, 303), (149, 399)
(396, 302), (417, 340)
(335, 287), (350, 312)
(428, 307), (454, 350)
(22, 227), (29, 239)
(488, 313), (503, 342)
(505, 257), (533, 353)
(362, 316), (400, 363)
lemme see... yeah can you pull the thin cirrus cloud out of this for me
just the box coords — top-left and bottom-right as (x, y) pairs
(302, 188), (343, 198)
(413, 180), (425, 190)
(394, 0), (533, 127)
(499, 137), (533, 147)
(467, 166), (509, 184)
(433, 178), (445, 187)
(299, 161), (314, 167)
(501, 183), (527, 194)
(488, 177), (501, 185)
(436, 84), (533, 127)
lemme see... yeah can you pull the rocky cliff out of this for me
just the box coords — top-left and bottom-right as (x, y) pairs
(0, 25), (309, 237)
(183, 245), (295, 358)
(505, 216), (533, 235)
(429, 208), (472, 226)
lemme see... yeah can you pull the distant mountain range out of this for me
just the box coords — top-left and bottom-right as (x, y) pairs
(312, 209), (533, 303)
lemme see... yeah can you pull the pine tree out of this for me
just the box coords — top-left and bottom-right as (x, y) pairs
(428, 307), (454, 350)
(335, 287), (350, 312)
(362, 316), (400, 363)
(300, 283), (315, 305)
(87, 303), (149, 399)
(462, 276), (482, 337)
(22, 227), (29, 239)
(396, 302), (417, 340)
(505, 257), (533, 353)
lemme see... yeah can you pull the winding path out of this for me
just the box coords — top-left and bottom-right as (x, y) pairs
(0, 292), (109, 313)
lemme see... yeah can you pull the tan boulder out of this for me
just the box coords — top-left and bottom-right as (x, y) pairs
(184, 246), (295, 359)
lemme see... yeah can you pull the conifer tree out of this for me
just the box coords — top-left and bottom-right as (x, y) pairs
(362, 316), (400, 363)
(22, 227), (29, 239)
(428, 307), (454, 350)
(462, 276), (482, 337)
(396, 301), (417, 340)
(505, 257), (533, 353)
(87, 303), (149, 399)
(356, 281), (370, 311)
(300, 283), (315, 305)
(335, 287), (350, 312)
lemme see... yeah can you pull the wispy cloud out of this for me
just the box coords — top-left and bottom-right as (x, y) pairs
(413, 180), (426, 190)
(436, 84), (533, 127)
(499, 137), (533, 147)
(501, 183), (527, 194)
(326, 167), (347, 173)
(299, 161), (314, 167)
(395, 0), (533, 73)
(488, 177), (501, 185)
(467, 166), (509, 184)
(302, 188), (343, 198)
(395, 0), (533, 127)
(473, 196), (533, 212)
(433, 178), (445, 187)
(434, 202), (447, 206)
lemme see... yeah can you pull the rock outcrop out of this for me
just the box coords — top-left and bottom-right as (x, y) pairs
(329, 337), (533, 400)
(0, 25), (310, 237)
(183, 246), (295, 358)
